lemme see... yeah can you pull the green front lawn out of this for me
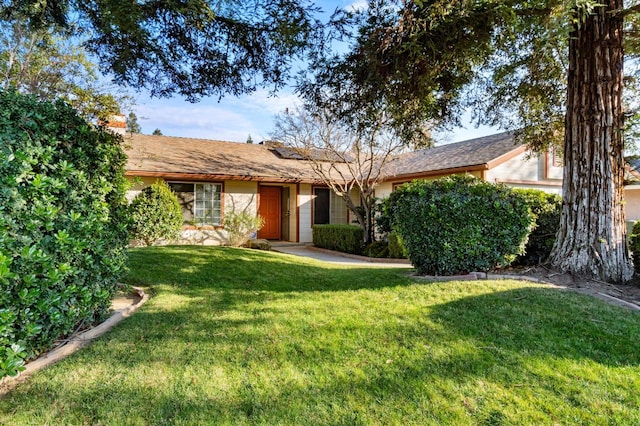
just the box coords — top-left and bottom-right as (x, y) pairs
(1, 246), (639, 425)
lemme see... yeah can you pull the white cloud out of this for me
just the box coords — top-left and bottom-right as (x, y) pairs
(136, 101), (265, 142)
(344, 0), (368, 12)
(228, 89), (302, 115)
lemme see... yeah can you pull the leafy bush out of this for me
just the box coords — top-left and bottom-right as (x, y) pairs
(375, 197), (393, 236)
(388, 175), (534, 275)
(224, 211), (265, 247)
(630, 221), (640, 274)
(363, 241), (389, 258)
(388, 232), (408, 259)
(0, 90), (129, 379)
(313, 225), (364, 255)
(129, 179), (184, 246)
(511, 189), (562, 266)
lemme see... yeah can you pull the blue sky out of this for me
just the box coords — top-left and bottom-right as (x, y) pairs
(131, 0), (497, 145)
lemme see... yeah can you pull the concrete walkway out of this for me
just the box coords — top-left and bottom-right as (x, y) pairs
(271, 243), (413, 268)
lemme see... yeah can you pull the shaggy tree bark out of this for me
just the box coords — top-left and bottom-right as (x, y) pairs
(551, 0), (633, 283)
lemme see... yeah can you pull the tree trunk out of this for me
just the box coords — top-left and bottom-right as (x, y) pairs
(551, 0), (633, 283)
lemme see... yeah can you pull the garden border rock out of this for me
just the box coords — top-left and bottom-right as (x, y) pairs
(0, 287), (149, 397)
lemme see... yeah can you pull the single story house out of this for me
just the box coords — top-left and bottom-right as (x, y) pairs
(123, 129), (596, 245)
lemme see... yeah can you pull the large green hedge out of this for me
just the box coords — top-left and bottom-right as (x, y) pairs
(313, 224), (364, 255)
(388, 175), (534, 275)
(0, 91), (130, 378)
(511, 189), (562, 266)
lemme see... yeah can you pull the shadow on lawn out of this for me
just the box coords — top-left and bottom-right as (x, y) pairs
(3, 280), (640, 424)
(429, 286), (640, 367)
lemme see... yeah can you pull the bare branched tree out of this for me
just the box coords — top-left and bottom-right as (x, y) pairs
(273, 106), (408, 243)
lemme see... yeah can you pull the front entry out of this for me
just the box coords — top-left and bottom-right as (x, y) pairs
(258, 186), (281, 239)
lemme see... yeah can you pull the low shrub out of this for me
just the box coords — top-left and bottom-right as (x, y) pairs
(224, 211), (265, 247)
(512, 189), (562, 266)
(313, 225), (364, 255)
(129, 179), (184, 246)
(363, 241), (389, 258)
(388, 175), (534, 275)
(388, 232), (408, 259)
(0, 90), (129, 379)
(630, 221), (640, 274)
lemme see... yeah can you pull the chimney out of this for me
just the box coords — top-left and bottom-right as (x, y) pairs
(100, 114), (127, 135)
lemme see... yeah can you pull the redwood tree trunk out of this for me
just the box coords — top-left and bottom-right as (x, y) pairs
(551, 0), (633, 283)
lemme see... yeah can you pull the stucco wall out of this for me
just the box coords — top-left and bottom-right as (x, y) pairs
(486, 152), (540, 183)
(624, 186), (640, 222)
(225, 181), (258, 216)
(126, 176), (156, 202)
(299, 184), (313, 243)
(375, 181), (394, 200)
(486, 152), (562, 194)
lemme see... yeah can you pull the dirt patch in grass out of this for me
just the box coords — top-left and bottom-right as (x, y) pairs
(501, 265), (640, 310)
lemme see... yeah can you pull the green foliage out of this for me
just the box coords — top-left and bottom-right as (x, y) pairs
(0, 19), (128, 121)
(4, 247), (639, 424)
(512, 189), (562, 266)
(3, 0), (323, 101)
(363, 240), (389, 258)
(387, 231), (407, 259)
(129, 180), (183, 246)
(224, 211), (265, 247)
(0, 90), (129, 378)
(313, 224), (364, 255)
(151, 128), (162, 136)
(388, 175), (534, 275)
(126, 112), (141, 134)
(630, 221), (640, 274)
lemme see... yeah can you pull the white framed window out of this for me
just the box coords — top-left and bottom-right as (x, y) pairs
(168, 182), (222, 226)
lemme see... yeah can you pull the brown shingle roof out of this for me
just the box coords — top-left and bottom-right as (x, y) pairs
(123, 132), (525, 183)
(124, 134), (322, 183)
(386, 132), (524, 179)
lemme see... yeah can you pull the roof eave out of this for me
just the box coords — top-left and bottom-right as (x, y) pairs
(383, 164), (489, 182)
(125, 170), (316, 184)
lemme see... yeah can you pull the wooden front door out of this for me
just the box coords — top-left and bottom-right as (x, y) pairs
(258, 186), (281, 239)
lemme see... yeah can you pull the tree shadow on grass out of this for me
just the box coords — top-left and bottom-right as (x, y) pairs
(3, 282), (640, 424)
(428, 286), (640, 367)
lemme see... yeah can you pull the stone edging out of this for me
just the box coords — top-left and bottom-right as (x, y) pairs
(0, 286), (149, 397)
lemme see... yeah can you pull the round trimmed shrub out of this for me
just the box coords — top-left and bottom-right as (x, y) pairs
(0, 90), (130, 378)
(129, 179), (184, 246)
(511, 189), (562, 266)
(388, 175), (534, 275)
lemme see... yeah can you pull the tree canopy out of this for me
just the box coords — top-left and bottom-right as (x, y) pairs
(1, 0), (323, 101)
(298, 0), (640, 282)
(302, 1), (640, 150)
(0, 18), (127, 120)
(126, 112), (141, 134)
